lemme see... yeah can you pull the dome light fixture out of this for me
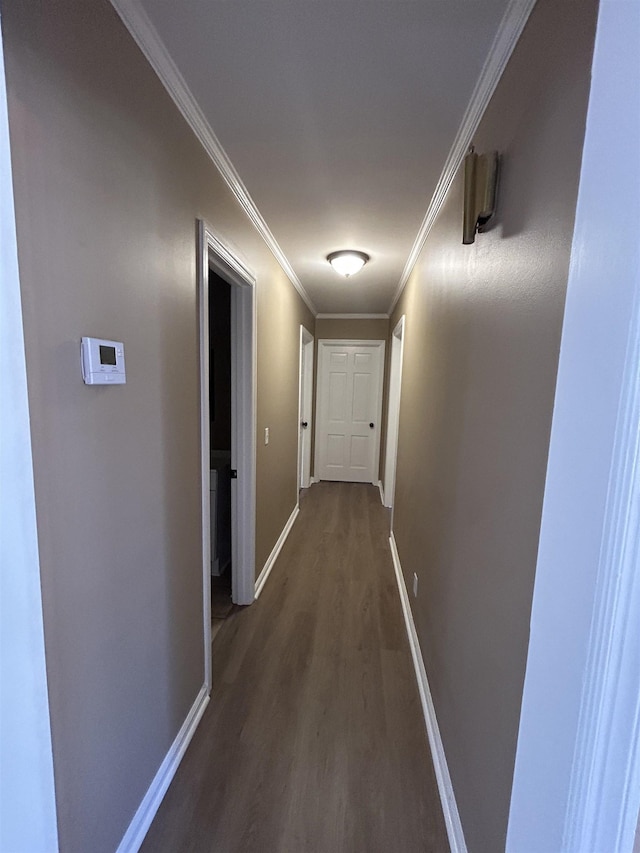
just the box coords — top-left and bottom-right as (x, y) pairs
(327, 250), (370, 278)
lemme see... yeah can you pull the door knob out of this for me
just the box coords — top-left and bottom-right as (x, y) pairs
(369, 423), (375, 429)
(301, 421), (308, 428)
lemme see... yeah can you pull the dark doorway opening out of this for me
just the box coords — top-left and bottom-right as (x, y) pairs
(208, 269), (233, 640)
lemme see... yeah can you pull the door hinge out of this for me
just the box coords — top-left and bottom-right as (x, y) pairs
(230, 469), (237, 479)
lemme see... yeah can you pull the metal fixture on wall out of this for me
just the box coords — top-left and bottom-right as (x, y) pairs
(462, 147), (499, 244)
(327, 250), (370, 277)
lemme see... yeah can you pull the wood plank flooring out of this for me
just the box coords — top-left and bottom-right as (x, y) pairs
(141, 482), (450, 852)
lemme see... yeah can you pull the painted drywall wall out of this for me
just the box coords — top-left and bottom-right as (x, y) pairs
(0, 17), (58, 850)
(256, 262), (315, 575)
(2, 0), (313, 849)
(315, 317), (388, 342)
(389, 0), (598, 849)
(508, 2), (640, 848)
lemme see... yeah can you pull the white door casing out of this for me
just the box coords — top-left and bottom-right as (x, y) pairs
(384, 316), (405, 512)
(507, 3), (640, 849)
(198, 221), (257, 692)
(0, 20), (59, 848)
(315, 340), (385, 484)
(298, 326), (314, 490)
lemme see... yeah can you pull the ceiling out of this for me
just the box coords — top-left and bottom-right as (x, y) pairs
(125, 0), (514, 315)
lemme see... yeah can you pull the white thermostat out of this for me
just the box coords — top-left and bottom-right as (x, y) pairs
(81, 337), (126, 385)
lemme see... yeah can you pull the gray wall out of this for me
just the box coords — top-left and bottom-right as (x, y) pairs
(3, 0), (313, 850)
(389, 0), (598, 849)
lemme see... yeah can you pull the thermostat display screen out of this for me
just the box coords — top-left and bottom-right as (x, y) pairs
(99, 345), (117, 365)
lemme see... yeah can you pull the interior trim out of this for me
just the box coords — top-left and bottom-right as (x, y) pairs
(384, 315), (406, 517)
(0, 25), (59, 848)
(109, 0), (317, 316)
(389, 532), (468, 853)
(206, 230), (256, 288)
(198, 219), (257, 699)
(115, 685), (210, 853)
(254, 504), (300, 599)
(388, 0), (537, 314)
(297, 325), (315, 491)
(562, 221), (640, 853)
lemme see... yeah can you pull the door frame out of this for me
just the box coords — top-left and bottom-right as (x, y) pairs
(314, 339), (386, 484)
(507, 4), (640, 848)
(297, 326), (314, 490)
(0, 25), (58, 846)
(383, 316), (405, 516)
(197, 220), (256, 691)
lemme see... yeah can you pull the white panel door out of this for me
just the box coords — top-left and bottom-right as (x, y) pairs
(315, 340), (385, 483)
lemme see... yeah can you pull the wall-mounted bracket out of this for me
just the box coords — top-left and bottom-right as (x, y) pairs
(463, 148), (499, 244)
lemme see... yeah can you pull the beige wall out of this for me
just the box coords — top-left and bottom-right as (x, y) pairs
(256, 267), (315, 572)
(315, 317), (388, 342)
(388, 1), (598, 850)
(3, 0), (312, 850)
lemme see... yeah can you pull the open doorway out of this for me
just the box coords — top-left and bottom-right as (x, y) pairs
(383, 316), (405, 516)
(208, 270), (233, 641)
(298, 326), (314, 491)
(198, 221), (256, 691)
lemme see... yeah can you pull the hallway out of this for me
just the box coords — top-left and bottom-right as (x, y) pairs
(141, 482), (449, 852)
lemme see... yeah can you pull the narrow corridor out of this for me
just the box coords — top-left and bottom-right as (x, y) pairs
(141, 483), (449, 852)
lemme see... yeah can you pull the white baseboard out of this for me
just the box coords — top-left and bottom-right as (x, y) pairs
(389, 532), (468, 853)
(377, 479), (385, 505)
(254, 504), (299, 599)
(116, 684), (210, 853)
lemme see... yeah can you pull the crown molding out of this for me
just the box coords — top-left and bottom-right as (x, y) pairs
(109, 0), (317, 316)
(316, 313), (390, 320)
(388, 0), (537, 315)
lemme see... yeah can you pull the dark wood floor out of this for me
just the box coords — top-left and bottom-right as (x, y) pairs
(141, 482), (450, 852)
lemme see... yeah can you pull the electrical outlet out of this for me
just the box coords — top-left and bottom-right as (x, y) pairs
(413, 573), (418, 598)
(264, 427), (269, 445)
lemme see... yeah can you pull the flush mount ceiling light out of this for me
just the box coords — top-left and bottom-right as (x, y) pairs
(327, 250), (370, 278)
